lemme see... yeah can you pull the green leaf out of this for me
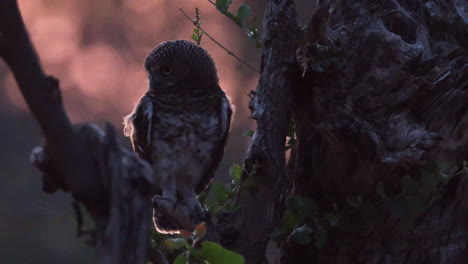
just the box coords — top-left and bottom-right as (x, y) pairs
(215, 0), (232, 12)
(164, 238), (187, 250)
(386, 197), (408, 219)
(204, 198), (215, 209)
(279, 209), (301, 231)
(209, 204), (222, 214)
(195, 241), (245, 264)
(204, 199), (222, 214)
(212, 183), (230, 205)
(230, 164), (242, 184)
(173, 254), (187, 264)
(234, 4), (250, 26)
(324, 213), (339, 227)
(243, 130), (255, 137)
(191, 34), (198, 42)
(402, 175), (420, 195)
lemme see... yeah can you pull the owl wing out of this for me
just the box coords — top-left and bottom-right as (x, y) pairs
(196, 92), (234, 194)
(123, 94), (154, 162)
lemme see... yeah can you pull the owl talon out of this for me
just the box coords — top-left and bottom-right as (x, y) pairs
(186, 198), (206, 222)
(152, 195), (193, 233)
(152, 195), (207, 234)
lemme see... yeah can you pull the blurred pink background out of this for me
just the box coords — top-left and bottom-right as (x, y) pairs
(4, 0), (261, 125)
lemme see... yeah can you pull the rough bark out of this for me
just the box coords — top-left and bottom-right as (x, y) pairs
(208, 0), (299, 263)
(279, 0), (468, 263)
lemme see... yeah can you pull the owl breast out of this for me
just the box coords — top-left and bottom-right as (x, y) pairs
(150, 108), (223, 192)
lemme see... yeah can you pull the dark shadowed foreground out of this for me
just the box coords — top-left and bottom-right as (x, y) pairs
(1, 0), (467, 263)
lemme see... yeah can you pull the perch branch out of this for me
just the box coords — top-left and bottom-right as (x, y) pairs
(0, 1), (161, 263)
(0, 0), (104, 209)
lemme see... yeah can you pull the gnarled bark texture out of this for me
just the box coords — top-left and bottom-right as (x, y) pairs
(279, 0), (468, 263)
(216, 0), (299, 262)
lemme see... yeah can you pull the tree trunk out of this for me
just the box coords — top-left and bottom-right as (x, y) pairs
(277, 0), (468, 263)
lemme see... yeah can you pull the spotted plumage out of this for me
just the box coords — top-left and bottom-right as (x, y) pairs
(123, 40), (233, 233)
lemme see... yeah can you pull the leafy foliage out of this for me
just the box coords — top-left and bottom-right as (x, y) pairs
(211, 0), (262, 48)
(191, 8), (204, 45)
(243, 130), (255, 137)
(170, 222), (244, 264)
(192, 241), (244, 264)
(181, 6), (259, 72)
(204, 164), (243, 214)
(271, 161), (468, 249)
(150, 222), (244, 264)
(148, 164), (247, 263)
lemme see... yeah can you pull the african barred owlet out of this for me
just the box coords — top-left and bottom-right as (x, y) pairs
(123, 40), (233, 233)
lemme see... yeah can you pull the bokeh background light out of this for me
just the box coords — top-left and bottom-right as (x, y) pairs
(0, 0), (316, 262)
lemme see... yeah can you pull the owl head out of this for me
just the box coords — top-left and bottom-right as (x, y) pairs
(144, 40), (219, 92)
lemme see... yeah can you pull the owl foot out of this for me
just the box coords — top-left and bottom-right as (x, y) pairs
(185, 197), (206, 223)
(152, 195), (206, 234)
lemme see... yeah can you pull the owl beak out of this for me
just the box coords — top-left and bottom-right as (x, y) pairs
(148, 73), (175, 90)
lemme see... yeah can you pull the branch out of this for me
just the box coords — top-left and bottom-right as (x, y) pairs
(179, 8), (259, 73)
(0, 1), (161, 263)
(0, 0), (104, 209)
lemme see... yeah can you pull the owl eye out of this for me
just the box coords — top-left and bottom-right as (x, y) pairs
(160, 65), (173, 76)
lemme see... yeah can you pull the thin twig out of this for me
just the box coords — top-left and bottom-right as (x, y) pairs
(179, 8), (259, 73)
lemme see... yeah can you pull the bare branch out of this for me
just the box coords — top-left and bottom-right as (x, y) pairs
(0, 1), (160, 263)
(0, 0), (104, 208)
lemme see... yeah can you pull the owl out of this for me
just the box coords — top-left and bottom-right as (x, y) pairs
(123, 40), (233, 233)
